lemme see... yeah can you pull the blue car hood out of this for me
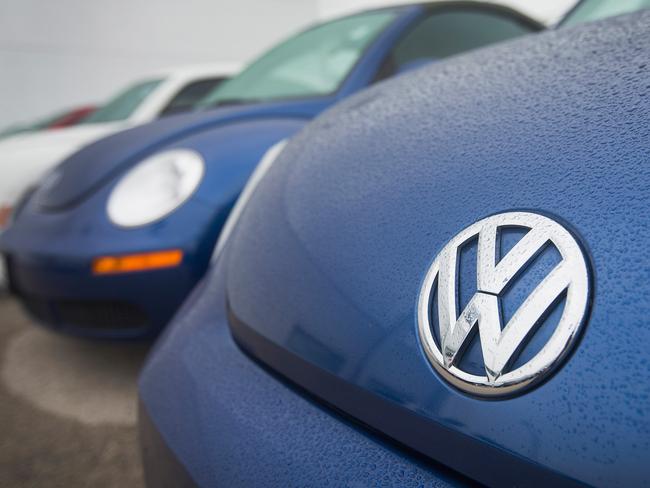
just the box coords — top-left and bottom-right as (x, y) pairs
(224, 12), (650, 487)
(37, 98), (327, 210)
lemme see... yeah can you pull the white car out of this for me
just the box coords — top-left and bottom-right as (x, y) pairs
(0, 62), (240, 287)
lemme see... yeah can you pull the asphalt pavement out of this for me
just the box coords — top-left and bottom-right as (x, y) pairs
(0, 293), (150, 487)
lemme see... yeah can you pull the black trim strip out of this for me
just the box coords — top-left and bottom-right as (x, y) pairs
(228, 305), (584, 488)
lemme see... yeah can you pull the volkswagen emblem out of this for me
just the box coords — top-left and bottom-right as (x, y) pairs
(417, 211), (591, 397)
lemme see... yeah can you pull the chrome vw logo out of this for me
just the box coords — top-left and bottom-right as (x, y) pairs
(417, 212), (591, 396)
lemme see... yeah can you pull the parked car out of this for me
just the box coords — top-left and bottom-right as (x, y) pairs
(0, 2), (541, 336)
(46, 106), (97, 129)
(0, 64), (237, 288)
(0, 105), (97, 141)
(0, 63), (238, 230)
(137, 3), (650, 487)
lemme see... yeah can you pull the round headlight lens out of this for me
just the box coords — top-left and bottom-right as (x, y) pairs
(107, 149), (204, 228)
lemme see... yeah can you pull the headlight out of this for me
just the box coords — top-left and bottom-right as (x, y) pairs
(107, 149), (204, 228)
(211, 139), (288, 262)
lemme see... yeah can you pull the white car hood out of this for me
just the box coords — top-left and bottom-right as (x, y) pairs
(0, 122), (126, 204)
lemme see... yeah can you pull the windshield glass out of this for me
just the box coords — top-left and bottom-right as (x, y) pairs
(563, 0), (650, 26)
(83, 79), (163, 124)
(200, 9), (399, 107)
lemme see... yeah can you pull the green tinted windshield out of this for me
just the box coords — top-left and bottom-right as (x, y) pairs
(200, 9), (399, 106)
(563, 0), (650, 26)
(83, 79), (162, 123)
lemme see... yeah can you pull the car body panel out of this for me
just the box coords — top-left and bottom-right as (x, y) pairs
(139, 271), (467, 487)
(220, 12), (649, 486)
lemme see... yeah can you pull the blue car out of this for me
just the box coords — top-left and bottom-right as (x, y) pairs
(0, 2), (540, 339)
(139, 3), (650, 487)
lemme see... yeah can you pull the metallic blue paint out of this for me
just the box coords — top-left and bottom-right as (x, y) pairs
(140, 11), (649, 487)
(140, 271), (467, 487)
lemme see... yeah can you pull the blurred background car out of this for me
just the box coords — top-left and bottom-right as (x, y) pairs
(138, 3), (650, 487)
(0, 2), (542, 338)
(0, 63), (239, 237)
(0, 105), (97, 140)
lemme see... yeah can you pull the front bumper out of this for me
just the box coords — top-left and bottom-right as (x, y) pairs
(3, 250), (200, 338)
(0, 191), (226, 338)
(138, 271), (465, 487)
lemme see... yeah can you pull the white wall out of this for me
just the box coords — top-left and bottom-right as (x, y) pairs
(0, 0), (318, 131)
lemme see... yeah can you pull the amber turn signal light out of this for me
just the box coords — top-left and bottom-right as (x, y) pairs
(92, 249), (183, 275)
